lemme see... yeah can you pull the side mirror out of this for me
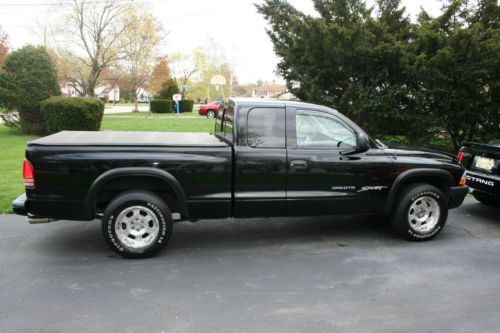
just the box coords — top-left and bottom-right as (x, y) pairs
(358, 132), (370, 152)
(340, 132), (370, 155)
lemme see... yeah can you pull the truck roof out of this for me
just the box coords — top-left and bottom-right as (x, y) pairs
(28, 131), (228, 147)
(228, 98), (338, 113)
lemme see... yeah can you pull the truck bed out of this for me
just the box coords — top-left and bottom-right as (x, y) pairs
(29, 131), (228, 147)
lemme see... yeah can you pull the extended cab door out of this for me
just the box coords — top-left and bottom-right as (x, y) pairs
(233, 106), (287, 217)
(286, 107), (393, 216)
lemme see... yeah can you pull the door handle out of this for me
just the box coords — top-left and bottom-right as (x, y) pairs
(290, 160), (308, 170)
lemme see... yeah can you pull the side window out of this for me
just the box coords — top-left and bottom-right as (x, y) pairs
(247, 108), (286, 148)
(296, 110), (357, 148)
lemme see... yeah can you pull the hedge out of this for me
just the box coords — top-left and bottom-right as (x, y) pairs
(41, 96), (104, 134)
(150, 99), (173, 113)
(178, 100), (194, 113)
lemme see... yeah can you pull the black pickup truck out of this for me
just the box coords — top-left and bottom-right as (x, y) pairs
(459, 139), (500, 205)
(13, 98), (468, 258)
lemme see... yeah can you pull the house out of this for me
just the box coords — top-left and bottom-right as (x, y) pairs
(252, 82), (287, 99)
(60, 80), (80, 97)
(59, 80), (120, 102)
(95, 83), (120, 102)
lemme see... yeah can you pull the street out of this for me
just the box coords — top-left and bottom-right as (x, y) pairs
(0, 197), (499, 333)
(104, 104), (150, 114)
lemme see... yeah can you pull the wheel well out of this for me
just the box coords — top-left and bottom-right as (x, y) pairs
(386, 175), (452, 213)
(94, 176), (180, 215)
(398, 176), (450, 195)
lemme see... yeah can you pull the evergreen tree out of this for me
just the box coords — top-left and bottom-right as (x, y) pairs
(0, 45), (61, 134)
(156, 77), (179, 99)
(258, 0), (500, 149)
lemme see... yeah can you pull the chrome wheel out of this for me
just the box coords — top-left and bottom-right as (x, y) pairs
(407, 196), (440, 233)
(115, 206), (160, 249)
(206, 110), (216, 118)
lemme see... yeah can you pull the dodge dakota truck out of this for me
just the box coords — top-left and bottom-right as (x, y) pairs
(459, 139), (500, 206)
(13, 98), (468, 258)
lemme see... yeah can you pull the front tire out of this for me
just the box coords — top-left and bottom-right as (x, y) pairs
(206, 110), (216, 118)
(101, 191), (173, 259)
(391, 184), (448, 241)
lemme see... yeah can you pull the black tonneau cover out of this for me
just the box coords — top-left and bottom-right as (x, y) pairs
(29, 131), (228, 147)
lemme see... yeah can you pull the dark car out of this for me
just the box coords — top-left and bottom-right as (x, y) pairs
(198, 100), (220, 118)
(459, 139), (500, 205)
(13, 98), (468, 258)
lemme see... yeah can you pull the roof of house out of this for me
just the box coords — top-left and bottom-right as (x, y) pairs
(255, 83), (287, 92)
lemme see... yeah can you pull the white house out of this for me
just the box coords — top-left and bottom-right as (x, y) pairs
(95, 83), (120, 102)
(252, 82), (288, 99)
(60, 80), (120, 102)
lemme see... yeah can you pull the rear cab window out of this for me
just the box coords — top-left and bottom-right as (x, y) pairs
(246, 108), (286, 148)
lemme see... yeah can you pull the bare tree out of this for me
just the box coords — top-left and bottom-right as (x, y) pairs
(170, 49), (202, 98)
(67, 0), (132, 97)
(122, 11), (163, 111)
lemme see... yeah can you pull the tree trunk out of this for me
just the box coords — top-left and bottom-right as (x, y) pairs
(87, 79), (96, 98)
(133, 85), (139, 112)
(134, 98), (139, 112)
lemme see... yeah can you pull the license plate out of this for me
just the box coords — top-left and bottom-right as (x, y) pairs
(474, 156), (495, 171)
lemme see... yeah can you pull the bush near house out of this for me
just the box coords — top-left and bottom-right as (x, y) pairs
(150, 99), (173, 113)
(178, 100), (194, 113)
(41, 97), (104, 134)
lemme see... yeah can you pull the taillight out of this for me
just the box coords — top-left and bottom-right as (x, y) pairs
(23, 159), (35, 188)
(457, 151), (464, 162)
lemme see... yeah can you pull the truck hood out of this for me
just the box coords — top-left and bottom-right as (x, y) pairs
(383, 145), (458, 164)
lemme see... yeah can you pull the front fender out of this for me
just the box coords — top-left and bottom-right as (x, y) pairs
(383, 168), (455, 214)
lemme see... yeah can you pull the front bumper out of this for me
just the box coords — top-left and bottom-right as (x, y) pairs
(448, 185), (469, 209)
(12, 193), (28, 216)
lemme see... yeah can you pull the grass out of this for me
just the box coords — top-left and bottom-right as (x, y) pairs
(106, 111), (202, 117)
(0, 126), (36, 214)
(0, 116), (215, 213)
(101, 116), (214, 132)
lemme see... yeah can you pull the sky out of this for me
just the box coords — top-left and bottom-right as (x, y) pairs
(0, 0), (444, 84)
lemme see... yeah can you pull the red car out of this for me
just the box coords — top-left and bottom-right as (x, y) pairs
(198, 101), (221, 118)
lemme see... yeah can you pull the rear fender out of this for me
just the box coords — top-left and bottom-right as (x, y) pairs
(84, 167), (188, 219)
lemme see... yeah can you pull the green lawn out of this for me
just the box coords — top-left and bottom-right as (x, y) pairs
(106, 111), (203, 117)
(101, 116), (214, 132)
(0, 116), (215, 213)
(0, 126), (36, 214)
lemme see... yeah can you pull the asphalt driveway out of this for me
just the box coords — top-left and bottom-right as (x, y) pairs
(0, 197), (499, 333)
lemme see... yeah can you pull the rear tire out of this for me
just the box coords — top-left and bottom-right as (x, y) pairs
(472, 191), (499, 206)
(101, 191), (173, 259)
(391, 184), (448, 241)
(206, 110), (216, 118)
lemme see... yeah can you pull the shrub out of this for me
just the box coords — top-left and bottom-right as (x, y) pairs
(178, 99), (194, 113)
(150, 99), (173, 113)
(41, 97), (104, 134)
(0, 45), (60, 134)
(156, 78), (179, 99)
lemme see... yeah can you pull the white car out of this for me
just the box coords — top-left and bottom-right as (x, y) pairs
(137, 97), (150, 103)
